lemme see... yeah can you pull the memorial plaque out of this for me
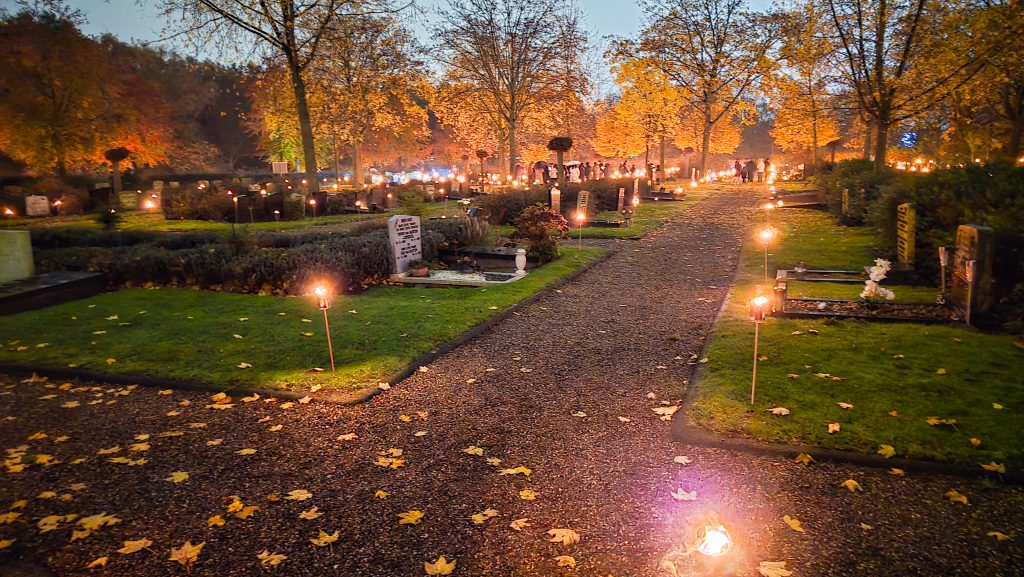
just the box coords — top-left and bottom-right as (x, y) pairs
(950, 224), (994, 317)
(387, 215), (422, 275)
(25, 195), (50, 217)
(576, 190), (591, 215)
(272, 161), (289, 174)
(0, 230), (34, 283)
(895, 203), (916, 269)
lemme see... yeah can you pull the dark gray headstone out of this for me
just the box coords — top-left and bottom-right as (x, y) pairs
(950, 225), (994, 316)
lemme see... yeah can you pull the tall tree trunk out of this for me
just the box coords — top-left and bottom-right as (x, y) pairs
(863, 118), (873, 160)
(1003, 83), (1024, 160)
(556, 150), (566, 190)
(497, 143), (506, 183)
(659, 134), (666, 182)
(287, 57), (319, 195)
(700, 117), (713, 179)
(333, 134), (340, 186)
(508, 120), (518, 178)
(874, 120), (890, 171)
(111, 160), (122, 208)
(810, 107), (819, 167)
(352, 142), (362, 187)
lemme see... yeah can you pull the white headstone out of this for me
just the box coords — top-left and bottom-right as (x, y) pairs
(387, 215), (422, 275)
(577, 190), (591, 214)
(0, 230), (34, 283)
(25, 195), (50, 217)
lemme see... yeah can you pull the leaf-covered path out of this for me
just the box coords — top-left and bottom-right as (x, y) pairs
(2, 189), (1022, 576)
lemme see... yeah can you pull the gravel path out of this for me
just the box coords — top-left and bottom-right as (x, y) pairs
(1, 189), (1022, 577)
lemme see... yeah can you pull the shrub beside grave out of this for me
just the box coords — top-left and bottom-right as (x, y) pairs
(32, 220), (468, 295)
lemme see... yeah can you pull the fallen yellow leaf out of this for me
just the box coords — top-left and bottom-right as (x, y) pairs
(840, 479), (863, 492)
(117, 538), (152, 554)
(554, 555), (576, 568)
(981, 462), (1006, 474)
(877, 445), (895, 459)
(547, 528), (580, 545)
(425, 555), (456, 575)
(782, 515), (804, 533)
(169, 541), (204, 570)
(510, 518), (530, 531)
(165, 471), (189, 483)
(310, 530), (339, 547)
(207, 515), (225, 528)
(945, 489), (969, 505)
(793, 453), (814, 465)
(987, 531), (1012, 541)
(398, 510), (425, 525)
(256, 550), (287, 566)
(86, 556), (108, 569)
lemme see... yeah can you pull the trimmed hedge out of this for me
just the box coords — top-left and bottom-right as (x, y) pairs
(474, 179), (636, 224)
(33, 218), (473, 295)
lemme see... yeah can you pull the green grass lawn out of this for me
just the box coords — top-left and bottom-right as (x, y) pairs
(1, 210), (384, 234)
(0, 247), (604, 392)
(692, 206), (1024, 469)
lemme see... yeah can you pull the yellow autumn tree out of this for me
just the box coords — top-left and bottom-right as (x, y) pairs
(769, 1), (838, 165)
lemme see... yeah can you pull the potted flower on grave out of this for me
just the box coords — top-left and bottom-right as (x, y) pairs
(860, 258), (896, 308)
(407, 259), (430, 277)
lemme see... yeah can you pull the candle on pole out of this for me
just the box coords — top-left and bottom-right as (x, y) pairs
(314, 284), (336, 372)
(309, 197), (318, 225)
(575, 210), (586, 251)
(749, 295), (771, 405)
(756, 226), (777, 286)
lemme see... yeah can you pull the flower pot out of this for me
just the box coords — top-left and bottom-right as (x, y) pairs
(409, 267), (429, 277)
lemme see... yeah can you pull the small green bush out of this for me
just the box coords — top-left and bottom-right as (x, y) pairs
(813, 159), (894, 224)
(511, 204), (569, 260)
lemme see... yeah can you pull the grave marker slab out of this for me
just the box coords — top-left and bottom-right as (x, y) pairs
(25, 195), (50, 217)
(0, 230), (34, 283)
(950, 224), (994, 317)
(616, 187), (625, 212)
(577, 190), (590, 215)
(896, 203), (916, 269)
(549, 187), (560, 214)
(387, 215), (422, 276)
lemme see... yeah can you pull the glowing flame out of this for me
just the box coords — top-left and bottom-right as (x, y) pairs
(143, 200), (156, 209)
(696, 524), (733, 557)
(575, 211), (586, 222)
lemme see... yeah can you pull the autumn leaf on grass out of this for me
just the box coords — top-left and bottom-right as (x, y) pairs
(310, 530), (339, 547)
(838, 402), (854, 410)
(992, 402), (1005, 409)
(767, 407), (790, 416)
(86, 557), (108, 569)
(463, 446), (485, 456)
(169, 541), (204, 571)
(499, 466), (532, 476)
(840, 479), (863, 492)
(299, 506), (322, 520)
(793, 453), (814, 465)
(926, 416), (957, 427)
(937, 368), (947, 375)
(945, 490), (969, 505)
(285, 489), (313, 501)
(471, 508), (500, 524)
(257, 550), (287, 566)
(554, 555), (576, 568)
(987, 531), (1012, 541)
(106, 358), (117, 365)
(877, 445), (896, 459)
(236, 362), (252, 369)
(510, 518), (530, 531)
(981, 462), (1006, 474)
(671, 487), (697, 501)
(117, 538), (152, 555)
(782, 515), (805, 533)
(398, 510), (425, 525)
(827, 422), (840, 434)
(425, 555), (456, 575)
(547, 528), (580, 546)
(165, 471), (190, 483)
(759, 561), (794, 577)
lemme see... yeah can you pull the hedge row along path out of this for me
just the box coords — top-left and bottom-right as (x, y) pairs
(1, 186), (1021, 576)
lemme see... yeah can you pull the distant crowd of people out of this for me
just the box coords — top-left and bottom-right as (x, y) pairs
(530, 160), (629, 183)
(731, 158), (772, 183)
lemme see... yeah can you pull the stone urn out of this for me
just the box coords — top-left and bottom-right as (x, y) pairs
(515, 248), (527, 276)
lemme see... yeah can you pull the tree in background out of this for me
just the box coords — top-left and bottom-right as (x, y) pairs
(161, 0), (372, 194)
(825, 0), (997, 169)
(434, 0), (590, 178)
(314, 13), (429, 185)
(547, 136), (573, 189)
(633, 0), (778, 176)
(0, 4), (172, 176)
(769, 1), (839, 166)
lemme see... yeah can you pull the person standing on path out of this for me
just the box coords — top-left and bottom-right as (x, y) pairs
(745, 159), (757, 184)
(756, 158), (766, 183)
